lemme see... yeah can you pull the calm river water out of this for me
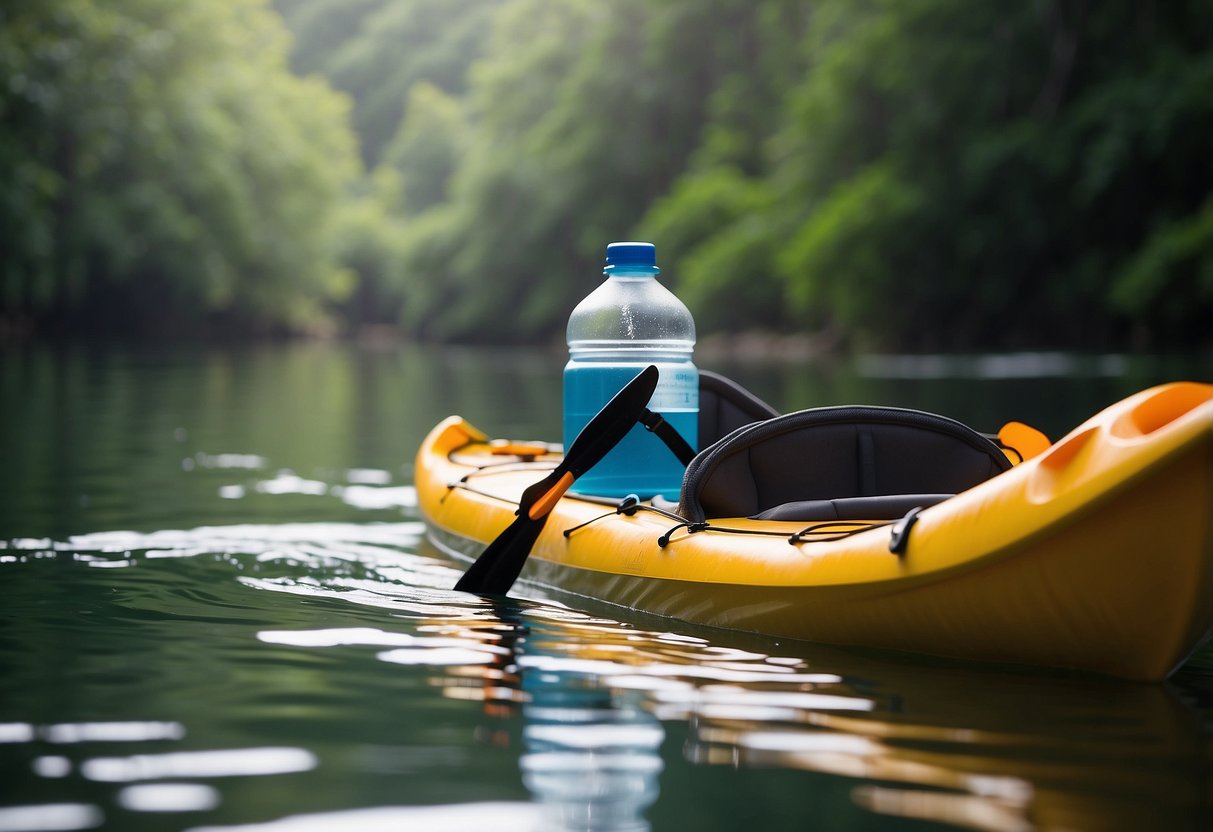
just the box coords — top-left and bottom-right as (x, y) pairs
(0, 340), (1209, 832)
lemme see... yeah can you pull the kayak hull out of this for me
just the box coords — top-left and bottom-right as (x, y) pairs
(417, 383), (1213, 681)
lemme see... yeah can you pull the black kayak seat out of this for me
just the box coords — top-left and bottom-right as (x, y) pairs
(679, 405), (1012, 523)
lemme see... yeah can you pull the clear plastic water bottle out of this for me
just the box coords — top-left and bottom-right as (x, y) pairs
(563, 241), (698, 498)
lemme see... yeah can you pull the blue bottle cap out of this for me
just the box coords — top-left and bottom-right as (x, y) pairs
(605, 242), (657, 272)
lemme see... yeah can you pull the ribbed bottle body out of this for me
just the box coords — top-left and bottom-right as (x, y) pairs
(562, 245), (697, 499)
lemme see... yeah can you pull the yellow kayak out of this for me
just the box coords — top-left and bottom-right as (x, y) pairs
(417, 382), (1213, 681)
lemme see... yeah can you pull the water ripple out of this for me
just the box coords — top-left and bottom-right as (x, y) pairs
(80, 747), (317, 782)
(116, 783), (220, 813)
(2, 515), (1209, 832)
(0, 804), (103, 832)
(184, 803), (543, 832)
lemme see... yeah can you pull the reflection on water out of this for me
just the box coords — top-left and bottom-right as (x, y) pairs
(520, 693), (663, 831)
(1, 342), (1211, 831)
(404, 591), (1209, 832)
(4, 515), (1210, 830)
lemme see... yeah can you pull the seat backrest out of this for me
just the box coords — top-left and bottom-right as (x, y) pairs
(679, 405), (1012, 522)
(698, 369), (780, 449)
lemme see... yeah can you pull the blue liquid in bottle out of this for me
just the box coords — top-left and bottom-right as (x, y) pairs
(563, 243), (697, 499)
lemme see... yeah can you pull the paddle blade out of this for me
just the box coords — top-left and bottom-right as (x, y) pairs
(454, 364), (661, 596)
(453, 513), (547, 595)
(562, 364), (660, 478)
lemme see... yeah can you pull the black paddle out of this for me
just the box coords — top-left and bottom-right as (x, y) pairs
(454, 364), (660, 595)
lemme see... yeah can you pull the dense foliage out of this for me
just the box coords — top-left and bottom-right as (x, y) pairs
(3, 0), (1210, 348)
(0, 0), (360, 335)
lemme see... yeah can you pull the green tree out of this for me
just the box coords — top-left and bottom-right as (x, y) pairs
(636, 0), (811, 332)
(391, 0), (802, 342)
(769, 0), (1213, 349)
(381, 82), (469, 216)
(0, 0), (363, 336)
(274, 0), (500, 167)
(11, 0), (1207, 348)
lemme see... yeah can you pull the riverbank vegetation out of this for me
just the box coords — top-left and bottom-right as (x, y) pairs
(2, 0), (1210, 350)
